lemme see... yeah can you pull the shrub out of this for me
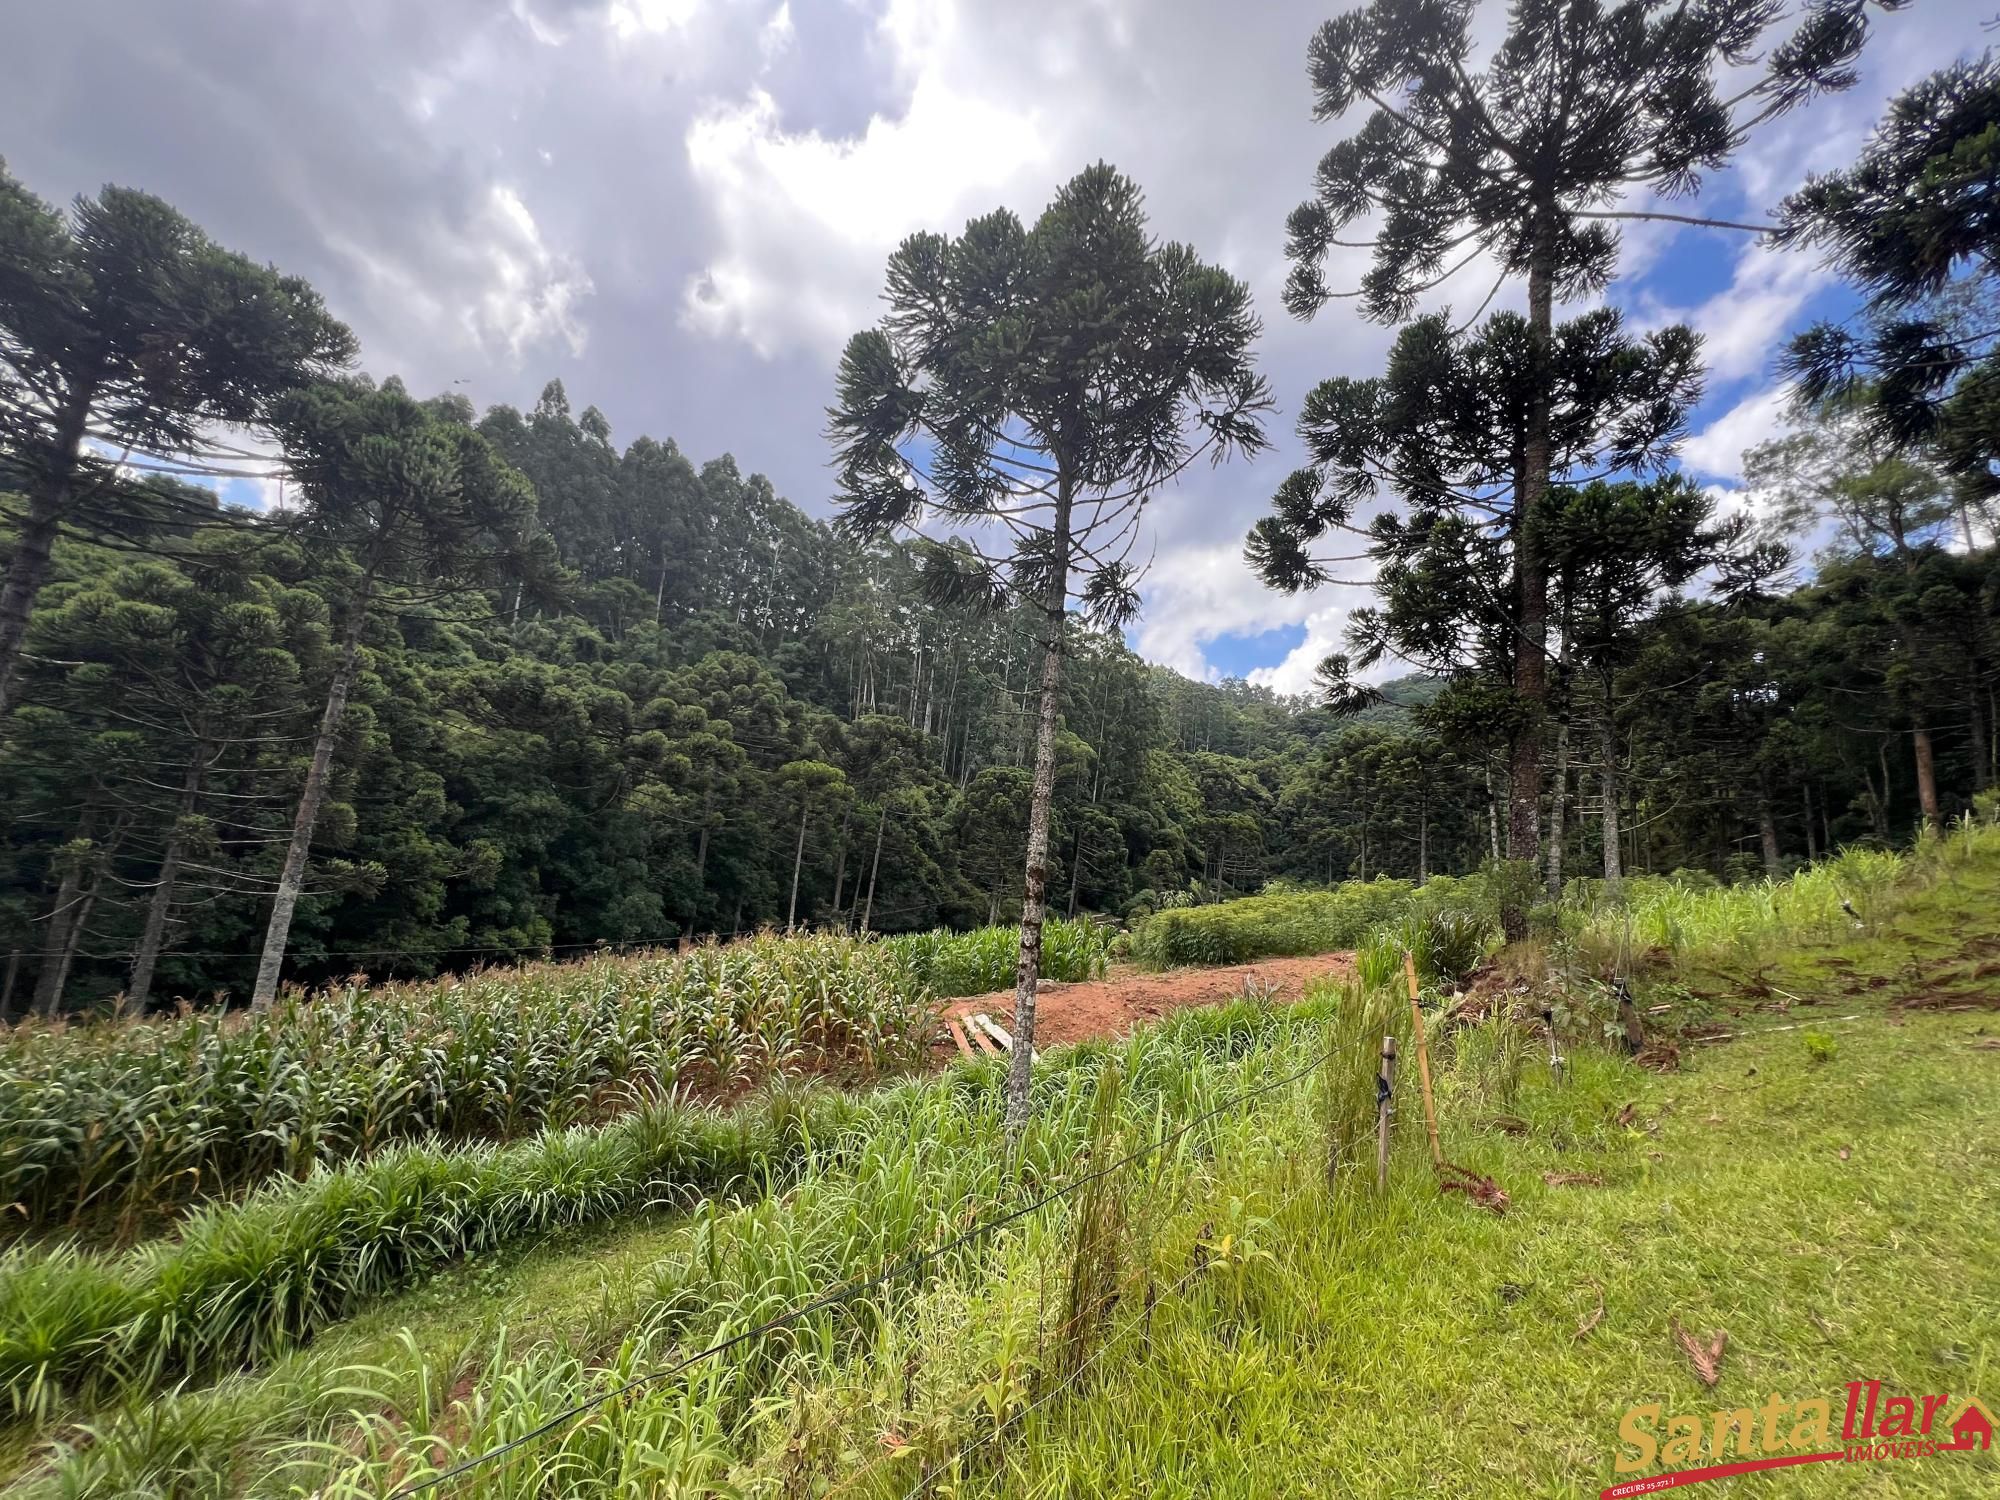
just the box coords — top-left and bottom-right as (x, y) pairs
(1132, 880), (1417, 968)
(881, 918), (1112, 999)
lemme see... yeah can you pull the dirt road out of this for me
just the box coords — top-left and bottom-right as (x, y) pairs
(939, 951), (1354, 1054)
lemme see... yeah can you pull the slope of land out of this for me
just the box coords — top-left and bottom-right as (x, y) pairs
(990, 846), (2000, 1498)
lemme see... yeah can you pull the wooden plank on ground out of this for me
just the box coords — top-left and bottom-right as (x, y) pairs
(944, 1017), (976, 1059)
(970, 1012), (1039, 1065)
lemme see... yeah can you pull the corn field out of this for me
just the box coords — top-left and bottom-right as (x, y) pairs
(0, 993), (1319, 1447)
(0, 934), (935, 1242)
(882, 916), (1115, 997)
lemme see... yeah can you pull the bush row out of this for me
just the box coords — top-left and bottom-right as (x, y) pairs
(0, 934), (933, 1242)
(0, 992), (1321, 1423)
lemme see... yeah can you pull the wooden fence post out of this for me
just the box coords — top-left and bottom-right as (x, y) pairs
(1376, 1035), (1398, 1192)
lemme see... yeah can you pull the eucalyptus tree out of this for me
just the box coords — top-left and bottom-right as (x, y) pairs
(250, 378), (551, 1010)
(1252, 0), (1885, 931)
(0, 163), (353, 720)
(828, 163), (1270, 1130)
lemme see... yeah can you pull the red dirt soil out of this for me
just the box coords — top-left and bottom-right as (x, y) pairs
(938, 951), (1355, 1057)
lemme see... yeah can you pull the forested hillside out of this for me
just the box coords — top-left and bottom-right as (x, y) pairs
(4, 359), (1992, 1018)
(2, 31), (1997, 1021)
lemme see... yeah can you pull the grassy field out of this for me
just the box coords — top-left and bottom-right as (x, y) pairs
(2, 832), (1992, 1496)
(980, 836), (2000, 1498)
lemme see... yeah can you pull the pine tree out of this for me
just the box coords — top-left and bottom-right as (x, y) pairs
(0, 163), (352, 720)
(829, 164), (1270, 1131)
(1252, 0), (1884, 934)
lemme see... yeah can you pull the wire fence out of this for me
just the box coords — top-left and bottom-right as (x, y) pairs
(384, 1025), (1390, 1499)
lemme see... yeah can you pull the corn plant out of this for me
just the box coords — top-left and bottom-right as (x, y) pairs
(881, 918), (1114, 998)
(0, 934), (936, 1243)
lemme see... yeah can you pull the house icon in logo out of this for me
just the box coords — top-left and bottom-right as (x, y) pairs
(1949, 1398), (1995, 1452)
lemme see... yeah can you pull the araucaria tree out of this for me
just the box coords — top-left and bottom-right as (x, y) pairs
(1249, 0), (1885, 935)
(251, 379), (550, 1010)
(0, 161), (353, 721)
(829, 163), (1270, 1131)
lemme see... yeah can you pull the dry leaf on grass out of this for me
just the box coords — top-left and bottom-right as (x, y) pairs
(1438, 1162), (1510, 1214)
(1969, 1038), (2000, 1051)
(1615, 1102), (1638, 1127)
(1575, 1279), (1606, 1342)
(1837, 1147), (1850, 1161)
(1543, 1172), (1606, 1187)
(1672, 1319), (1727, 1386)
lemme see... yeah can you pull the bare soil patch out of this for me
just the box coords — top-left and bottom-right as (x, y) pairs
(937, 951), (1355, 1055)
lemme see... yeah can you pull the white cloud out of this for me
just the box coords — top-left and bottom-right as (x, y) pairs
(1680, 382), (1794, 480)
(680, 4), (1056, 359)
(322, 183), (591, 370)
(758, 1), (793, 64)
(1634, 243), (1829, 386)
(1128, 541), (1329, 683)
(607, 0), (703, 42)
(469, 185), (593, 362)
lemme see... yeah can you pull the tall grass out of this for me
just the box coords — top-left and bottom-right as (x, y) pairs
(0, 934), (934, 1242)
(8, 996), (1344, 1494)
(1562, 843), (1921, 972)
(882, 916), (1114, 998)
(1132, 881), (1417, 967)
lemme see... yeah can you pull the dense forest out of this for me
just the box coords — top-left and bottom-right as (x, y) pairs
(2, 22), (1996, 1021)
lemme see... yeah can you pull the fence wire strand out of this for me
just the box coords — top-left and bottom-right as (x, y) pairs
(388, 1027), (1374, 1497)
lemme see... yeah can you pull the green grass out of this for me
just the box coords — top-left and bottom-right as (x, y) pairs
(0, 997), (1338, 1496)
(980, 1008), (1998, 1497)
(954, 832), (2000, 1498)
(1133, 878), (1433, 967)
(11, 831), (1996, 1496)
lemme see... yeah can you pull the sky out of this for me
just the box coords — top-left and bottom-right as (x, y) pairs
(2, 0), (1987, 691)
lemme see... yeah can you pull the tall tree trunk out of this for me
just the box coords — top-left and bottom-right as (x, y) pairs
(1756, 770), (1782, 878)
(32, 820), (95, 1021)
(1546, 715), (1570, 901)
(0, 392), (91, 726)
(1912, 725), (1942, 833)
(690, 787), (713, 935)
(1802, 782), (1819, 863)
(830, 803), (852, 925)
(251, 600), (367, 1012)
(124, 749), (206, 1018)
(1417, 803), (1429, 884)
(787, 796), (809, 930)
(862, 804), (886, 935)
(1862, 764), (1889, 842)
(1598, 677), (1623, 890)
(1005, 474), (1073, 1136)
(0, 950), (18, 1022)
(1970, 682), (1993, 793)
(1502, 201), (1558, 938)
(1067, 825), (1084, 919)
(1486, 760), (1502, 864)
